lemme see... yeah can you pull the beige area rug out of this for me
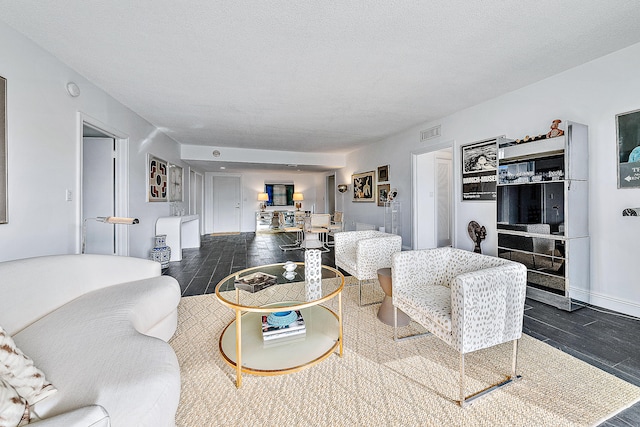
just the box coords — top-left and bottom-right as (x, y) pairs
(169, 282), (640, 426)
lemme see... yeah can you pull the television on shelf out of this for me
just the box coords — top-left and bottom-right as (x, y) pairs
(265, 184), (294, 206)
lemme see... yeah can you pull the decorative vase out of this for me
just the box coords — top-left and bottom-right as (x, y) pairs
(150, 234), (171, 269)
(304, 249), (322, 301)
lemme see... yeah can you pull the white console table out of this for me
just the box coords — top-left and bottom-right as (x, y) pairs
(155, 215), (200, 262)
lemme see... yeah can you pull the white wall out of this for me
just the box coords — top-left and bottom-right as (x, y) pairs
(204, 171), (327, 233)
(0, 21), (193, 261)
(342, 42), (640, 317)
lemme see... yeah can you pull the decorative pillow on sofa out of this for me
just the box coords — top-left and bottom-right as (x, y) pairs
(0, 377), (29, 427)
(0, 326), (56, 408)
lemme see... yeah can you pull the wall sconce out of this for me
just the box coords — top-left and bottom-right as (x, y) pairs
(292, 192), (304, 211)
(82, 216), (139, 254)
(257, 192), (269, 211)
(337, 184), (348, 193)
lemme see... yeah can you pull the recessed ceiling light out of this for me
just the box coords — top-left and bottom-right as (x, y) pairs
(212, 150), (221, 157)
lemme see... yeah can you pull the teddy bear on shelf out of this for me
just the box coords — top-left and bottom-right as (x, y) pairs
(547, 119), (565, 138)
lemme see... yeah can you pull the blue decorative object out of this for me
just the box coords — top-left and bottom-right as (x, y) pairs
(266, 311), (297, 327)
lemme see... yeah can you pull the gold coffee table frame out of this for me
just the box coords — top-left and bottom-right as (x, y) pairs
(214, 263), (344, 388)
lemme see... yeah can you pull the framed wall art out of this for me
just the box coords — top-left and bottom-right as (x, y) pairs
(377, 164), (389, 182)
(168, 164), (183, 202)
(617, 108), (640, 188)
(352, 170), (375, 202)
(148, 154), (168, 202)
(461, 137), (498, 201)
(377, 183), (390, 206)
(0, 76), (6, 223)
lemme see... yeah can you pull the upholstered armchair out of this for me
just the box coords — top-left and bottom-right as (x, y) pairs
(334, 230), (402, 305)
(392, 247), (527, 406)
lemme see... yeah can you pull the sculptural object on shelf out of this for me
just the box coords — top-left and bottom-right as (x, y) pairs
(547, 119), (565, 138)
(467, 221), (487, 254)
(387, 188), (397, 201)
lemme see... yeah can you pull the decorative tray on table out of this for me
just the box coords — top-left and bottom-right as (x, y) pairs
(234, 272), (277, 293)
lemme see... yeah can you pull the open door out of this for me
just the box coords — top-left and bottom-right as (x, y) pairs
(80, 118), (130, 255)
(413, 146), (453, 249)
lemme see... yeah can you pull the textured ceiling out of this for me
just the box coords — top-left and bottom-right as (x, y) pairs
(2, 1), (640, 156)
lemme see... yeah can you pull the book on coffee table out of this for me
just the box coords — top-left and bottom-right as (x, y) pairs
(262, 310), (305, 340)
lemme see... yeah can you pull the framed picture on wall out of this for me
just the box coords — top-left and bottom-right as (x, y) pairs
(461, 138), (498, 201)
(148, 154), (168, 202)
(0, 76), (6, 224)
(352, 170), (375, 202)
(168, 164), (183, 202)
(377, 165), (389, 182)
(377, 183), (390, 206)
(617, 108), (640, 188)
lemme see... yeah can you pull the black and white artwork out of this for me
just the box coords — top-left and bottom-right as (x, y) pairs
(461, 138), (498, 201)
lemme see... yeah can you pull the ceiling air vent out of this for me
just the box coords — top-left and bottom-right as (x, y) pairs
(420, 125), (441, 142)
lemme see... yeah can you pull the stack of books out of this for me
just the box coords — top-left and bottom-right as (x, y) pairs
(261, 310), (306, 342)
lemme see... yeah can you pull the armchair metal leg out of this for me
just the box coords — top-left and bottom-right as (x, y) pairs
(358, 279), (384, 306)
(393, 306), (430, 341)
(458, 339), (522, 407)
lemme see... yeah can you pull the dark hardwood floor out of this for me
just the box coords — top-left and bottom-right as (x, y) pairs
(163, 233), (640, 426)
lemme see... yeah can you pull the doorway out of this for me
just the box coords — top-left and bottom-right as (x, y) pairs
(190, 170), (204, 233)
(80, 117), (129, 255)
(326, 174), (336, 215)
(82, 135), (115, 254)
(212, 175), (241, 233)
(412, 145), (454, 249)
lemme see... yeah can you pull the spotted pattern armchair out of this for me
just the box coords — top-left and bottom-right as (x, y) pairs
(392, 247), (527, 406)
(334, 230), (402, 305)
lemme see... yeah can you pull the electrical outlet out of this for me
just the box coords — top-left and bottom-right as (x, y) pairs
(65, 189), (73, 201)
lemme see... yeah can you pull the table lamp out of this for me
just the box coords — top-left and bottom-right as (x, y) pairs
(293, 192), (304, 211)
(257, 192), (269, 211)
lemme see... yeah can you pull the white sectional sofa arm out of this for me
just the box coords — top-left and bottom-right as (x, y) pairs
(450, 263), (527, 354)
(0, 254), (162, 336)
(29, 405), (110, 427)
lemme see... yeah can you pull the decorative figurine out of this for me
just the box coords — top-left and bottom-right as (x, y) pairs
(547, 119), (564, 138)
(467, 221), (487, 254)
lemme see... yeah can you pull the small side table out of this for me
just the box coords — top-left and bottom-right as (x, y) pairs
(377, 268), (410, 326)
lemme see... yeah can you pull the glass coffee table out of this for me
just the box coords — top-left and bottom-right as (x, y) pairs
(214, 262), (344, 388)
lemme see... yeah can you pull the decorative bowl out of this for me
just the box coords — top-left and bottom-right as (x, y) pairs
(283, 271), (297, 280)
(283, 262), (297, 272)
(267, 311), (297, 327)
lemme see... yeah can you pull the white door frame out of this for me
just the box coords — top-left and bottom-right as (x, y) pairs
(77, 112), (130, 255)
(411, 140), (456, 250)
(190, 169), (205, 233)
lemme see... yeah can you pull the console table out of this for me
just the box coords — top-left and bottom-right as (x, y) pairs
(155, 215), (200, 262)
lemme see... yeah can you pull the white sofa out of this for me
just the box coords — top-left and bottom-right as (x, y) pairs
(0, 254), (182, 426)
(334, 230), (402, 304)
